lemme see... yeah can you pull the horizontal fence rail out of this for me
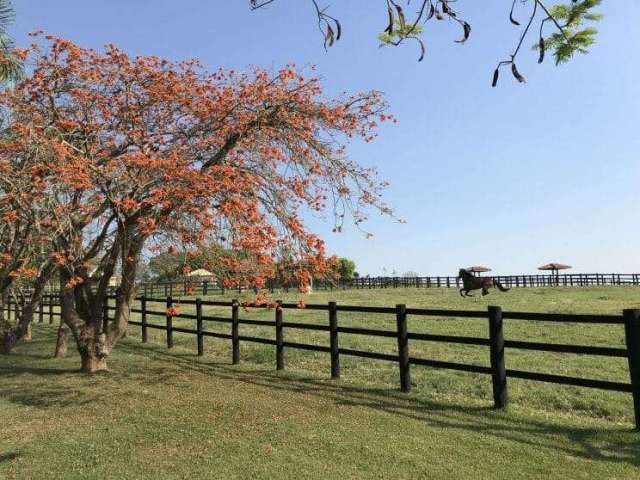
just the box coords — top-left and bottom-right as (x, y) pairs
(6, 294), (640, 430)
(18, 273), (640, 299)
(122, 273), (640, 297)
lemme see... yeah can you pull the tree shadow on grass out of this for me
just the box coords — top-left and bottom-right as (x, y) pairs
(0, 358), (183, 408)
(116, 341), (640, 469)
(0, 380), (99, 408)
(0, 366), (77, 376)
(4, 332), (640, 469)
(0, 452), (20, 463)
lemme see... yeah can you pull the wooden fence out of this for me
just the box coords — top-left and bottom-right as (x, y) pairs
(133, 273), (640, 297)
(335, 273), (640, 289)
(9, 293), (639, 429)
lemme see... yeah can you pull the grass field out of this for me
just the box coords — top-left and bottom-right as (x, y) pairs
(2, 286), (640, 479)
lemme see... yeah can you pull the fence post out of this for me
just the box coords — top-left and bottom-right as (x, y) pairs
(396, 304), (411, 393)
(275, 301), (284, 370)
(231, 299), (240, 364)
(623, 309), (640, 430)
(166, 296), (173, 348)
(488, 306), (508, 408)
(38, 297), (44, 323)
(141, 295), (148, 343)
(49, 293), (54, 324)
(196, 298), (204, 356)
(329, 301), (339, 379)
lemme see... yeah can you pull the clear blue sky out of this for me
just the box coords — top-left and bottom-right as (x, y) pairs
(11, 1), (640, 275)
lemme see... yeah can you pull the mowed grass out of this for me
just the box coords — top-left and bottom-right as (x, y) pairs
(1, 286), (640, 479)
(134, 286), (640, 422)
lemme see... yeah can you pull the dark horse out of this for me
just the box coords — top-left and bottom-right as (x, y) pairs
(458, 268), (510, 298)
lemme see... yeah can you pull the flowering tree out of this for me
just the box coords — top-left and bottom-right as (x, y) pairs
(0, 132), (61, 353)
(1, 35), (392, 371)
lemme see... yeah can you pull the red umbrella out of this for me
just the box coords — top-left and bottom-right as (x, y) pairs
(538, 263), (572, 284)
(538, 263), (571, 272)
(466, 266), (492, 276)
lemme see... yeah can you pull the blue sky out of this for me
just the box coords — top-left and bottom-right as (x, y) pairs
(11, 1), (640, 275)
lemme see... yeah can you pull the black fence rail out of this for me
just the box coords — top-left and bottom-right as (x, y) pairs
(2, 292), (59, 325)
(7, 294), (639, 429)
(339, 273), (640, 289)
(130, 273), (640, 297)
(16, 273), (640, 299)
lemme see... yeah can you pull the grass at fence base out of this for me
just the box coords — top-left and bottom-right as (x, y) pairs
(1, 326), (640, 480)
(130, 286), (640, 424)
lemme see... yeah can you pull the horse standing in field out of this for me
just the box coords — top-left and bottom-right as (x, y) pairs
(458, 268), (510, 298)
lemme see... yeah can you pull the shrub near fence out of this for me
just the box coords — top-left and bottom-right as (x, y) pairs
(8, 293), (638, 429)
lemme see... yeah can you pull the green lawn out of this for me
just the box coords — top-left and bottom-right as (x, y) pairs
(2, 287), (640, 479)
(132, 286), (640, 422)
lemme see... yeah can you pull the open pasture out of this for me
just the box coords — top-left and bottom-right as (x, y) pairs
(127, 286), (640, 424)
(3, 286), (640, 479)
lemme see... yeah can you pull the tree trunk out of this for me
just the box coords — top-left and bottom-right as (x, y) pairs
(0, 263), (56, 354)
(80, 349), (108, 373)
(0, 305), (35, 354)
(60, 229), (144, 373)
(54, 319), (70, 358)
(0, 320), (16, 354)
(78, 331), (109, 373)
(24, 322), (32, 341)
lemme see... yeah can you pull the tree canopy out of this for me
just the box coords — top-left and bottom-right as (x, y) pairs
(333, 257), (357, 282)
(0, 34), (393, 370)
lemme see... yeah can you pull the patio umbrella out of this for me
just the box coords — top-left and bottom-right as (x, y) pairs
(186, 268), (213, 277)
(538, 263), (571, 284)
(466, 266), (492, 276)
